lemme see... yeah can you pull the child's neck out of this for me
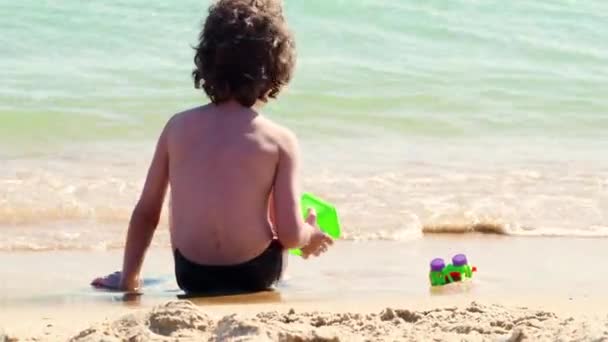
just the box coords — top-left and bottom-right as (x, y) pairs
(214, 99), (266, 111)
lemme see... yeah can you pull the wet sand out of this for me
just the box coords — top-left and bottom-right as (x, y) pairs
(1, 236), (608, 340)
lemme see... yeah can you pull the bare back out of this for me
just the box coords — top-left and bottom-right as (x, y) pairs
(166, 103), (283, 265)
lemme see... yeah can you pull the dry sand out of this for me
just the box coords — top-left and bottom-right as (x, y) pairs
(4, 299), (606, 342)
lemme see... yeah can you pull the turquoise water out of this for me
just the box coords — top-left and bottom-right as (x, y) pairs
(1, 0), (608, 249)
(2, 0), (607, 143)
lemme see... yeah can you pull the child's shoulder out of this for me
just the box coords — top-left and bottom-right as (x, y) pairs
(168, 105), (209, 124)
(255, 115), (299, 150)
(161, 105), (211, 133)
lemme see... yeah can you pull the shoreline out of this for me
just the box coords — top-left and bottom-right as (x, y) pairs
(2, 237), (608, 340)
(3, 236), (608, 304)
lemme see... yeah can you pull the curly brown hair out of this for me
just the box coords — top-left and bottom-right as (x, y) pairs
(192, 0), (296, 107)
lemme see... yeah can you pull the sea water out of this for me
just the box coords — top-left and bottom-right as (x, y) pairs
(1, 0), (608, 251)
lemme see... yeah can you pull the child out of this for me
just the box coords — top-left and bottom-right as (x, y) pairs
(92, 0), (333, 294)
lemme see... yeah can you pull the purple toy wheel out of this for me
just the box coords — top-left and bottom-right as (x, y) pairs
(430, 258), (445, 271)
(452, 254), (468, 266)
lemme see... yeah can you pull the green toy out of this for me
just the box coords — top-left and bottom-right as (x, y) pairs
(289, 193), (341, 256)
(429, 254), (477, 286)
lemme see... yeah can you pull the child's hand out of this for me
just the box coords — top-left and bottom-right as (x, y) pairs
(91, 271), (122, 290)
(91, 271), (141, 292)
(301, 208), (334, 258)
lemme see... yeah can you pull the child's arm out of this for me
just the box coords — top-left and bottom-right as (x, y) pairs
(120, 124), (170, 290)
(272, 130), (332, 256)
(92, 122), (170, 291)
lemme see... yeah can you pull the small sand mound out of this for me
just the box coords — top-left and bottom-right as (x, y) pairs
(69, 300), (608, 341)
(148, 301), (211, 336)
(69, 301), (214, 342)
(423, 222), (508, 235)
(1, 330), (18, 342)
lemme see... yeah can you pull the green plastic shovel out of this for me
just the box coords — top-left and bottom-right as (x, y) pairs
(289, 192), (341, 256)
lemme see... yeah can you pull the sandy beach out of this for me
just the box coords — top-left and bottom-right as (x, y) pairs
(2, 0), (608, 340)
(2, 296), (608, 341)
(2, 238), (608, 341)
